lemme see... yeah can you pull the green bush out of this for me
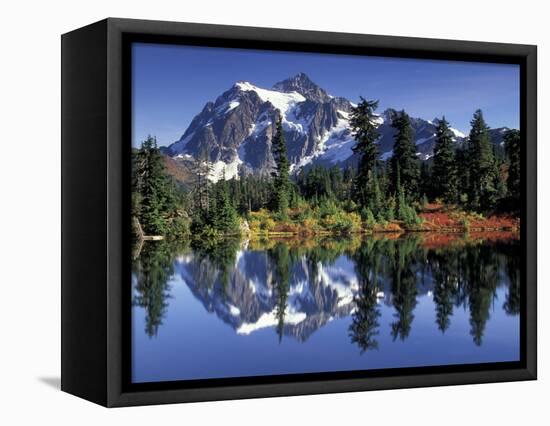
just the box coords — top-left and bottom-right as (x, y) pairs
(321, 211), (361, 234)
(316, 199), (340, 219)
(295, 206), (313, 221)
(342, 199), (358, 213)
(191, 224), (221, 241)
(398, 202), (422, 226)
(384, 196), (396, 221)
(166, 215), (190, 239)
(360, 207), (377, 229)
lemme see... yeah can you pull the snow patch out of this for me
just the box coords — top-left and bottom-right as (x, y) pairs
(227, 101), (240, 112)
(228, 304), (241, 316)
(450, 128), (466, 138)
(174, 153), (193, 160)
(214, 100), (240, 116)
(235, 81), (305, 115)
(291, 111), (354, 170)
(208, 157), (242, 182)
(285, 107), (312, 135)
(373, 114), (384, 126)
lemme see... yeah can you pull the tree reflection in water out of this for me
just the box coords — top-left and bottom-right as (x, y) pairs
(388, 237), (419, 341)
(132, 234), (520, 348)
(269, 243), (292, 342)
(349, 239), (382, 353)
(132, 240), (176, 337)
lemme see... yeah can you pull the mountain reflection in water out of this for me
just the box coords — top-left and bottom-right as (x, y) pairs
(131, 234), (520, 382)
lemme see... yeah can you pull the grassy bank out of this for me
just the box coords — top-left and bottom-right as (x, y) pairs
(246, 202), (519, 238)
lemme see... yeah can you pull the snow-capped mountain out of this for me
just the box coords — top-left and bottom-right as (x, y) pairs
(162, 73), (508, 181)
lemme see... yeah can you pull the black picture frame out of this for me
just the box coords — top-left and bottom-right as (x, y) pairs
(61, 17), (537, 407)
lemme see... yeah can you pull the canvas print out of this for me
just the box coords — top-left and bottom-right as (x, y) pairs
(130, 43), (521, 384)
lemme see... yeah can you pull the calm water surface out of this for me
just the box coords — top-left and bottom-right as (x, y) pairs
(131, 234), (520, 383)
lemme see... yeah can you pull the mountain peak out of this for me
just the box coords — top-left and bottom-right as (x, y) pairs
(275, 72), (314, 85)
(273, 73), (331, 102)
(234, 81), (258, 91)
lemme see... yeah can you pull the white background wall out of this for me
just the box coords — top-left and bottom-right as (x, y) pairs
(0, 0), (546, 424)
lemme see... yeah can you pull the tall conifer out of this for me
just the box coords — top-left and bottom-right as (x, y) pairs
(504, 129), (521, 205)
(467, 110), (497, 211)
(349, 97), (380, 209)
(212, 177), (240, 233)
(432, 116), (458, 203)
(390, 111), (419, 199)
(134, 135), (173, 235)
(271, 115), (291, 214)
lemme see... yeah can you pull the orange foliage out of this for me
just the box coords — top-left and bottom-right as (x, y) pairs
(418, 203), (519, 232)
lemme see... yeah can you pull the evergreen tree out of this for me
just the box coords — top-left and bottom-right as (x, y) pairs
(188, 148), (215, 235)
(419, 161), (433, 201)
(271, 115), (291, 215)
(395, 167), (420, 226)
(342, 166), (356, 202)
(133, 136), (174, 235)
(432, 116), (458, 203)
(504, 129), (521, 206)
(329, 166), (344, 198)
(192, 147), (213, 215)
(349, 97), (380, 209)
(211, 177), (240, 234)
(467, 110), (498, 211)
(455, 143), (470, 205)
(390, 110), (419, 199)
(369, 171), (383, 218)
(493, 149), (507, 202)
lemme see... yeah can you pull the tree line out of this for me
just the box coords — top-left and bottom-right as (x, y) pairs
(349, 98), (520, 219)
(131, 99), (521, 238)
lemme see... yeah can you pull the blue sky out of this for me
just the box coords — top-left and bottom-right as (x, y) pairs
(132, 42), (520, 147)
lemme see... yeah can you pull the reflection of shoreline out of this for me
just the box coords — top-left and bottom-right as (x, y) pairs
(246, 228), (519, 239)
(415, 230), (519, 250)
(132, 234), (521, 349)
(131, 230), (519, 259)
(246, 230), (519, 250)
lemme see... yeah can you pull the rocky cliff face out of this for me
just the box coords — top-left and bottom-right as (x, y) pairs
(163, 73), (510, 181)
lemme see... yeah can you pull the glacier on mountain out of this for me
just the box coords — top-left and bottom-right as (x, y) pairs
(163, 73), (504, 182)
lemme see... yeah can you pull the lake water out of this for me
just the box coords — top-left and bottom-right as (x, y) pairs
(131, 234), (521, 384)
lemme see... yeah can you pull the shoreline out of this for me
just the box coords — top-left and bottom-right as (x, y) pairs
(248, 226), (519, 238)
(245, 202), (519, 239)
(134, 225), (518, 259)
